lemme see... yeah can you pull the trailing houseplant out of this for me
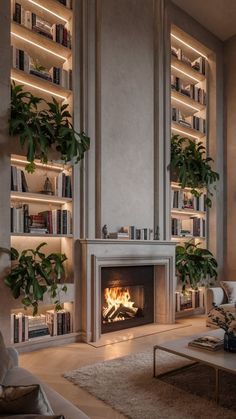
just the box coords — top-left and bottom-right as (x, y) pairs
(170, 134), (219, 207)
(4, 243), (68, 315)
(9, 82), (90, 173)
(176, 241), (218, 291)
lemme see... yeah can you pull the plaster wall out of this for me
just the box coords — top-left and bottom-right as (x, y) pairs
(100, 0), (154, 233)
(224, 35), (236, 278)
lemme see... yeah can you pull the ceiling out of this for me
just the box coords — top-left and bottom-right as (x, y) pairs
(172, 0), (236, 41)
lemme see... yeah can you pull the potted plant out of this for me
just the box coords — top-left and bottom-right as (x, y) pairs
(4, 243), (68, 315)
(170, 134), (219, 207)
(9, 82), (90, 173)
(176, 241), (218, 291)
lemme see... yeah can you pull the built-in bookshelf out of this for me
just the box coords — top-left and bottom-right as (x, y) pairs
(9, 0), (77, 350)
(170, 26), (209, 316)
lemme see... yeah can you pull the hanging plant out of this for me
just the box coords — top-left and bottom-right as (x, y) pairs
(4, 243), (68, 316)
(9, 82), (90, 173)
(170, 134), (219, 207)
(176, 241), (218, 291)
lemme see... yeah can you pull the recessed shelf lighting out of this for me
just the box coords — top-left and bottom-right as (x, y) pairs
(171, 95), (201, 112)
(11, 157), (70, 171)
(171, 65), (201, 83)
(171, 126), (201, 140)
(28, 0), (68, 23)
(11, 76), (68, 100)
(11, 194), (70, 204)
(171, 33), (208, 60)
(11, 31), (67, 61)
(171, 209), (204, 216)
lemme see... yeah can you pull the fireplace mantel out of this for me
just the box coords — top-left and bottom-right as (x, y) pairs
(78, 239), (176, 342)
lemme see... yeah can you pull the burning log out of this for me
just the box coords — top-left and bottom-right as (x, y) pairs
(110, 304), (138, 321)
(103, 305), (116, 320)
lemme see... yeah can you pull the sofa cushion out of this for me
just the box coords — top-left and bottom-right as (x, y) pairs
(0, 384), (53, 415)
(0, 332), (13, 384)
(220, 281), (236, 304)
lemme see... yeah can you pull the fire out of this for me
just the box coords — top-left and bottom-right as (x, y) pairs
(102, 287), (138, 323)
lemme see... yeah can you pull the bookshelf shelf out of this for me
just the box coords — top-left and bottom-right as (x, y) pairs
(171, 56), (206, 84)
(171, 89), (206, 115)
(13, 332), (80, 352)
(19, 0), (72, 24)
(11, 155), (71, 172)
(11, 233), (73, 237)
(11, 67), (72, 101)
(11, 21), (72, 65)
(171, 121), (206, 139)
(171, 208), (206, 216)
(11, 191), (72, 204)
(171, 235), (206, 241)
(171, 182), (206, 193)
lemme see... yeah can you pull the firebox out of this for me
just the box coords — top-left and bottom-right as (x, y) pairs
(101, 265), (154, 333)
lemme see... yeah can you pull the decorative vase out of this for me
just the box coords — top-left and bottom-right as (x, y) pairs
(224, 332), (236, 352)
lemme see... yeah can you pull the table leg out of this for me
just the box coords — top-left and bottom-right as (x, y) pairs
(153, 346), (157, 377)
(215, 368), (219, 404)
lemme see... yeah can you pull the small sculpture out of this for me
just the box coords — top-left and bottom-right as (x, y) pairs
(42, 177), (53, 195)
(102, 224), (108, 239)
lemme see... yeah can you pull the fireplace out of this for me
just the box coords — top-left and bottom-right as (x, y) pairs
(101, 266), (154, 333)
(78, 239), (176, 342)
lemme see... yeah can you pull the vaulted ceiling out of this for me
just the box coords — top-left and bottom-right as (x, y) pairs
(172, 0), (236, 41)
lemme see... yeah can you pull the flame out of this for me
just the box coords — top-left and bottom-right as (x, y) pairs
(102, 287), (138, 322)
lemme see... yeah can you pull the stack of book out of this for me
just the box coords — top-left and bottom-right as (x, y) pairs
(29, 214), (48, 234)
(188, 335), (223, 351)
(175, 288), (204, 312)
(11, 313), (49, 343)
(46, 310), (71, 336)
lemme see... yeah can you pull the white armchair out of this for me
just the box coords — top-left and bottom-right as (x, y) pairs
(206, 282), (236, 326)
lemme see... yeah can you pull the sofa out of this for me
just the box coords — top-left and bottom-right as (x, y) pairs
(206, 281), (236, 326)
(0, 332), (89, 419)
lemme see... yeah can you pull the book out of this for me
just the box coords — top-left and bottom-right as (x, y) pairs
(188, 335), (223, 351)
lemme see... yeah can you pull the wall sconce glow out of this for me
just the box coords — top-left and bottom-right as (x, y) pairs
(11, 32), (67, 61)
(171, 65), (201, 83)
(171, 95), (201, 112)
(28, 0), (68, 23)
(11, 76), (67, 100)
(172, 126), (200, 140)
(171, 34), (208, 60)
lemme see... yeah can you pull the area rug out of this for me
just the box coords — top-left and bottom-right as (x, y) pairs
(64, 350), (236, 419)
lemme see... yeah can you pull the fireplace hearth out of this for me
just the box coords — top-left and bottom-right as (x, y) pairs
(101, 266), (154, 333)
(78, 239), (176, 342)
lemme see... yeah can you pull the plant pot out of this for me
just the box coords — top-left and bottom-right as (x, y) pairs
(224, 332), (236, 352)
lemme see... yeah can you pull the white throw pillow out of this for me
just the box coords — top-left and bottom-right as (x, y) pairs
(220, 281), (236, 304)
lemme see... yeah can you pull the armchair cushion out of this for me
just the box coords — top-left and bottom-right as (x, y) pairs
(220, 281), (236, 304)
(0, 384), (53, 415)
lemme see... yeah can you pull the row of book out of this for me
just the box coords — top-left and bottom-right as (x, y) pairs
(172, 217), (206, 238)
(109, 226), (154, 241)
(12, 47), (72, 90)
(171, 190), (206, 212)
(12, 3), (72, 48)
(171, 75), (206, 105)
(172, 107), (206, 134)
(10, 207), (72, 235)
(175, 288), (204, 312)
(11, 165), (72, 198)
(11, 310), (71, 343)
(171, 46), (206, 75)
(11, 165), (28, 193)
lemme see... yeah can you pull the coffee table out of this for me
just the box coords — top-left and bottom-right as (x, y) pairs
(153, 329), (236, 403)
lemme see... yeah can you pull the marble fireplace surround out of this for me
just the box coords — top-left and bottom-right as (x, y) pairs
(79, 239), (176, 343)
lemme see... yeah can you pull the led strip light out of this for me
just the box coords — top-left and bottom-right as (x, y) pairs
(171, 125), (201, 140)
(171, 95), (201, 112)
(11, 76), (68, 100)
(11, 194), (71, 204)
(171, 33), (208, 60)
(11, 157), (71, 171)
(28, 0), (68, 23)
(171, 65), (201, 83)
(11, 31), (67, 61)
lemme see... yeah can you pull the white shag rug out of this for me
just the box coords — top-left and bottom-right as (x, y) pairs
(64, 350), (236, 419)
